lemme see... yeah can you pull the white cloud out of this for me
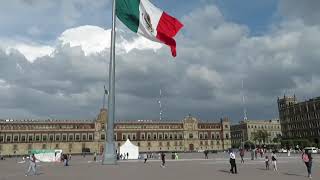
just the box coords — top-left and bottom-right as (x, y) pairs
(0, 38), (54, 62)
(58, 25), (111, 55)
(0, 25), (162, 63)
(58, 25), (162, 55)
(1, 2), (320, 121)
(6, 44), (54, 62)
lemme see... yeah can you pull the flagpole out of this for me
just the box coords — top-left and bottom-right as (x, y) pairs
(159, 89), (162, 121)
(102, 0), (116, 165)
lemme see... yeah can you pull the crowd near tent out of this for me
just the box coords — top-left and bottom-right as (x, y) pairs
(119, 139), (139, 159)
(30, 149), (62, 162)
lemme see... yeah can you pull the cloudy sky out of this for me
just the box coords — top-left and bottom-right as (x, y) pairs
(0, 0), (320, 123)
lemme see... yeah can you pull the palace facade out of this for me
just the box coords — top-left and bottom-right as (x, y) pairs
(0, 109), (231, 156)
(230, 119), (282, 147)
(278, 95), (320, 144)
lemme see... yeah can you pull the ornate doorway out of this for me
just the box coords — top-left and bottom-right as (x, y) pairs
(189, 144), (194, 151)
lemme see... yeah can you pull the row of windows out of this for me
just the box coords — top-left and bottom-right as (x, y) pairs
(247, 125), (280, 129)
(0, 133), (94, 143)
(0, 124), (94, 131)
(120, 132), (224, 141)
(199, 133), (222, 139)
(288, 130), (320, 137)
(198, 125), (222, 129)
(281, 105), (320, 116)
(288, 121), (320, 129)
(116, 125), (183, 130)
(121, 133), (184, 141)
(286, 112), (320, 122)
(121, 140), (221, 148)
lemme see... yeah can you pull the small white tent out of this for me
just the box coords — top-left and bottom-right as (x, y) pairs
(119, 139), (139, 159)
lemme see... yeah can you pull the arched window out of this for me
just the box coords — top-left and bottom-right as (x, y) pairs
(189, 133), (193, 139)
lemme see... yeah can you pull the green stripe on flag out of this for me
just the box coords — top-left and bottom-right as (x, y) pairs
(116, 0), (140, 33)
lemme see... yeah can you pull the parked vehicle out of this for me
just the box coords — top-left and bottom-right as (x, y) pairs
(279, 148), (287, 153)
(304, 147), (318, 154)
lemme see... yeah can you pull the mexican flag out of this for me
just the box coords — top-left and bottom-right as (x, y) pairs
(116, 0), (183, 57)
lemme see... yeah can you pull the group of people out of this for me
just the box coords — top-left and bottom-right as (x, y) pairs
(61, 153), (71, 166)
(229, 149), (313, 178)
(116, 152), (130, 160)
(142, 152), (168, 167)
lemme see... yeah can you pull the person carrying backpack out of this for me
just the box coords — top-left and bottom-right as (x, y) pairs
(302, 149), (312, 178)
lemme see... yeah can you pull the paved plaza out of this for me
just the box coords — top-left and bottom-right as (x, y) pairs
(0, 153), (318, 180)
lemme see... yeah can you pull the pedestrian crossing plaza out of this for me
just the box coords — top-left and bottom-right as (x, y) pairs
(0, 153), (318, 180)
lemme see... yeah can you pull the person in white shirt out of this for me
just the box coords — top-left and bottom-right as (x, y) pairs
(271, 151), (278, 172)
(143, 153), (148, 163)
(229, 150), (237, 174)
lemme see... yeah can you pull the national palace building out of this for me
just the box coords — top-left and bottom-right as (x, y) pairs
(278, 95), (320, 145)
(0, 108), (231, 156)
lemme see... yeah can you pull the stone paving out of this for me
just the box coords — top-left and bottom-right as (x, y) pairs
(0, 153), (319, 180)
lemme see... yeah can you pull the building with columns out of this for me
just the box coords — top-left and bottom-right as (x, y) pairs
(0, 109), (231, 156)
(278, 95), (320, 145)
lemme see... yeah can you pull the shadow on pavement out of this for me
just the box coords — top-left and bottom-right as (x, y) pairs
(282, 172), (304, 177)
(218, 170), (230, 174)
(256, 168), (268, 171)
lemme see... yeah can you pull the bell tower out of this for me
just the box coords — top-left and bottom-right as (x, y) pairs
(96, 108), (108, 131)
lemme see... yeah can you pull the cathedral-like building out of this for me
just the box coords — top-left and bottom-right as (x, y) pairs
(278, 95), (320, 145)
(0, 109), (231, 156)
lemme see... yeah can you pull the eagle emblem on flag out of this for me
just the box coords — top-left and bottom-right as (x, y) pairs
(143, 12), (154, 33)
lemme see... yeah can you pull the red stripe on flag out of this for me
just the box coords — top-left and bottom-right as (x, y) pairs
(156, 12), (183, 57)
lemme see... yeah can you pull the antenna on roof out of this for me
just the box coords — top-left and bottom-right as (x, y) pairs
(159, 89), (163, 121)
(242, 80), (248, 121)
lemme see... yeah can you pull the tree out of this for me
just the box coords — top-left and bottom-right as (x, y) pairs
(244, 141), (255, 150)
(252, 130), (270, 145)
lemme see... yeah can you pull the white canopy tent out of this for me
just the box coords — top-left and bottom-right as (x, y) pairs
(119, 139), (139, 159)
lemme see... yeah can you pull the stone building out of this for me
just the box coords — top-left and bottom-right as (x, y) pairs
(278, 95), (320, 144)
(0, 109), (231, 156)
(231, 119), (282, 147)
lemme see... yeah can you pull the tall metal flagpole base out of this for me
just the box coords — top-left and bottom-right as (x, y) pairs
(102, 0), (117, 165)
(102, 142), (116, 165)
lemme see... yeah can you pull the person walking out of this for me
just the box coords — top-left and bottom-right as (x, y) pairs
(127, 152), (129, 159)
(229, 150), (237, 174)
(204, 150), (209, 159)
(63, 154), (69, 166)
(265, 155), (270, 170)
(93, 152), (97, 162)
(25, 154), (37, 176)
(271, 151), (278, 172)
(251, 149), (254, 160)
(143, 153), (148, 163)
(259, 149), (263, 158)
(255, 149), (258, 159)
(160, 152), (166, 167)
(302, 149), (312, 178)
(240, 149), (245, 163)
(175, 152), (179, 160)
